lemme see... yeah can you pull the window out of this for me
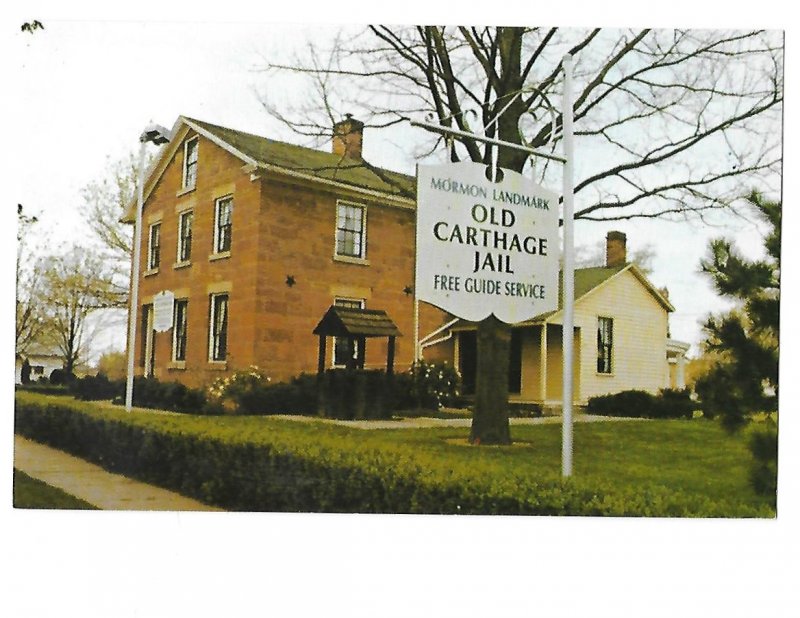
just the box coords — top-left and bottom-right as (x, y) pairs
(333, 297), (364, 367)
(335, 202), (366, 259)
(148, 223), (161, 270)
(209, 293), (229, 362)
(177, 210), (193, 263)
(597, 317), (613, 374)
(172, 299), (188, 362)
(182, 137), (198, 189)
(214, 196), (233, 254)
(140, 304), (154, 375)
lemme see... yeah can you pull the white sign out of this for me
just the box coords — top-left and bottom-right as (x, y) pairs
(415, 161), (559, 324)
(152, 290), (175, 333)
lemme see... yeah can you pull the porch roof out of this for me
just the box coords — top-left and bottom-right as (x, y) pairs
(313, 305), (402, 339)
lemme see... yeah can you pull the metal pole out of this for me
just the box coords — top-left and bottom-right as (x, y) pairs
(409, 119), (566, 164)
(125, 138), (147, 411)
(561, 54), (575, 477)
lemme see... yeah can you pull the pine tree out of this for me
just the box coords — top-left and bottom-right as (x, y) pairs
(696, 191), (779, 499)
(696, 191), (780, 430)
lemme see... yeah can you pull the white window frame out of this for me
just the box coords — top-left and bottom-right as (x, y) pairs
(147, 222), (161, 270)
(182, 136), (199, 190)
(213, 196), (233, 254)
(334, 200), (367, 260)
(172, 299), (189, 362)
(332, 297), (365, 368)
(597, 316), (614, 375)
(177, 210), (193, 263)
(209, 293), (229, 362)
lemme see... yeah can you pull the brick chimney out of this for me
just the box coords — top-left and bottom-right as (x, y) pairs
(332, 114), (364, 160)
(606, 231), (627, 268)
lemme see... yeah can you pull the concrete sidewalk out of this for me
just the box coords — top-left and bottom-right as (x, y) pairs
(13, 435), (222, 511)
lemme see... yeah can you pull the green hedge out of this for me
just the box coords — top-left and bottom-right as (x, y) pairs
(588, 388), (695, 419)
(13, 392), (770, 517)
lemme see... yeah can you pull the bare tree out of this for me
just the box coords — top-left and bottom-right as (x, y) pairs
(16, 204), (47, 356)
(39, 246), (121, 374)
(256, 26), (783, 443)
(80, 151), (149, 307)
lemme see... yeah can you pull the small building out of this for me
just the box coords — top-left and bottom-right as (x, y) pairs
(424, 232), (690, 408)
(124, 115), (446, 386)
(15, 345), (63, 384)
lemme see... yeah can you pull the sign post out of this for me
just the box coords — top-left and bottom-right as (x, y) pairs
(561, 54), (575, 477)
(410, 53), (575, 476)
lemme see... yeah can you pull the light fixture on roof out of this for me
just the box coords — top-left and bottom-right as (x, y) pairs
(140, 124), (171, 145)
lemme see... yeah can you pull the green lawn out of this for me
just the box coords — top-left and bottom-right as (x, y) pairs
(13, 469), (97, 510)
(14, 392), (773, 516)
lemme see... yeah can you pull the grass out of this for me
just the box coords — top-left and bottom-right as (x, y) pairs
(13, 469), (97, 510)
(14, 392), (772, 515)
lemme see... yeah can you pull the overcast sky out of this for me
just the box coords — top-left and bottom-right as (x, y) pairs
(2, 3), (797, 618)
(7, 15), (783, 361)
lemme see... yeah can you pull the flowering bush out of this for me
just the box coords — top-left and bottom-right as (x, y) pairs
(395, 360), (461, 410)
(207, 366), (271, 413)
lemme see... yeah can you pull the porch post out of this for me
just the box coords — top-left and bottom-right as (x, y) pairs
(539, 324), (548, 403)
(676, 353), (686, 389)
(387, 336), (396, 375)
(317, 335), (327, 375)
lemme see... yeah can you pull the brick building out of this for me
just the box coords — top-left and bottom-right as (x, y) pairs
(124, 115), (447, 387)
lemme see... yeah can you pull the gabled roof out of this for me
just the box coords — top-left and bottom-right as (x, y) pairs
(187, 117), (415, 198)
(313, 306), (402, 338)
(123, 116), (415, 222)
(449, 262), (674, 330)
(529, 263), (675, 322)
(526, 262), (674, 324)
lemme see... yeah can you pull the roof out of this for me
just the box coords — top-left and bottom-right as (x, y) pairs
(186, 117), (415, 199)
(313, 306), (402, 338)
(17, 344), (61, 359)
(527, 263), (674, 323)
(449, 262), (674, 330)
(123, 116), (416, 223)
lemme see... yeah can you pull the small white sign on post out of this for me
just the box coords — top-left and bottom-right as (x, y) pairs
(415, 161), (559, 323)
(152, 290), (175, 333)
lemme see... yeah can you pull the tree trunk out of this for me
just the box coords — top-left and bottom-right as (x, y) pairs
(469, 27), (526, 445)
(470, 314), (512, 444)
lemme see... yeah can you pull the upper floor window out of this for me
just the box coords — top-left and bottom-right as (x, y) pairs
(597, 316), (613, 374)
(148, 223), (161, 270)
(214, 196), (233, 254)
(209, 293), (229, 362)
(182, 137), (199, 190)
(335, 201), (366, 259)
(172, 299), (188, 362)
(177, 210), (193, 263)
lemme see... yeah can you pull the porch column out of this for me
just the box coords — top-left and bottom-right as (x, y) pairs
(317, 335), (327, 375)
(539, 324), (547, 402)
(676, 353), (686, 389)
(387, 336), (396, 375)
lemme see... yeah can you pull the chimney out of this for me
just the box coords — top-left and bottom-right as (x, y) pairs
(332, 114), (364, 160)
(606, 231), (627, 268)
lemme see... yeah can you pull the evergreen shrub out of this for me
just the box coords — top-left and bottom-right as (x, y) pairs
(747, 422), (778, 501)
(49, 368), (75, 385)
(70, 373), (125, 401)
(588, 388), (695, 419)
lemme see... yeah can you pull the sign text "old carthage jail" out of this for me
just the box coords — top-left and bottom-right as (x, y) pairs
(416, 161), (559, 324)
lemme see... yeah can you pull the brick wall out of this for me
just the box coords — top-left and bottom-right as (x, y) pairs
(134, 128), (446, 388)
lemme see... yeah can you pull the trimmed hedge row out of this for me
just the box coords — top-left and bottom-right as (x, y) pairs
(587, 389), (696, 419)
(13, 392), (770, 517)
